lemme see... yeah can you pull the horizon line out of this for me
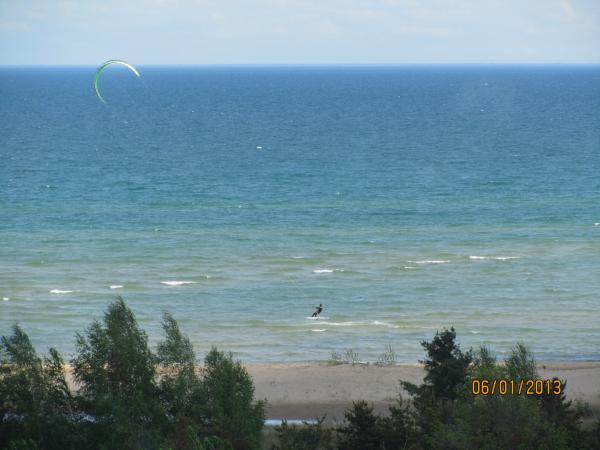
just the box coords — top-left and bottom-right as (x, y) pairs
(1, 62), (600, 68)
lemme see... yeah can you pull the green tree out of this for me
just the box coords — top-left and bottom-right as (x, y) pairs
(272, 416), (335, 450)
(71, 297), (164, 449)
(336, 401), (382, 450)
(157, 312), (200, 416)
(401, 327), (472, 443)
(200, 348), (265, 450)
(0, 325), (79, 450)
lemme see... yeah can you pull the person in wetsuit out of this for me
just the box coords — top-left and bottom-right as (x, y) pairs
(311, 303), (324, 317)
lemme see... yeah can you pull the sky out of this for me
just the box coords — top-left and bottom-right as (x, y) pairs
(1, 0), (599, 65)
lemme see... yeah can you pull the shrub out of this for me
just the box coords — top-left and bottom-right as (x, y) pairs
(336, 401), (381, 450)
(343, 348), (359, 365)
(272, 416), (335, 450)
(376, 344), (396, 366)
(336, 397), (418, 450)
(505, 342), (537, 381)
(428, 393), (572, 450)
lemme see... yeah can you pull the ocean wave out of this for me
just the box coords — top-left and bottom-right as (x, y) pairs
(50, 289), (78, 294)
(109, 285), (123, 289)
(311, 329), (327, 332)
(306, 320), (400, 329)
(408, 260), (450, 265)
(315, 321), (356, 327)
(312, 268), (344, 274)
(371, 320), (400, 329)
(469, 256), (520, 261)
(2, 297), (9, 302)
(160, 281), (197, 286)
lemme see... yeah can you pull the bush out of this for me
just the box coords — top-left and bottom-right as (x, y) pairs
(336, 401), (381, 450)
(272, 416), (335, 450)
(336, 398), (417, 450)
(376, 344), (396, 366)
(428, 393), (572, 450)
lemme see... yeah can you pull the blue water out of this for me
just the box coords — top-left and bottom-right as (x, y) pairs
(1, 65), (599, 362)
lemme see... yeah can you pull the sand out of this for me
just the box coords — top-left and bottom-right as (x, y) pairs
(247, 362), (600, 421)
(63, 361), (600, 421)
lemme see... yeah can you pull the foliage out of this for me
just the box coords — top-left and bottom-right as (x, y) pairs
(2, 311), (599, 450)
(272, 416), (335, 450)
(0, 325), (79, 450)
(157, 312), (201, 420)
(1, 297), (265, 450)
(336, 399), (417, 450)
(428, 393), (572, 450)
(71, 296), (164, 449)
(200, 348), (265, 450)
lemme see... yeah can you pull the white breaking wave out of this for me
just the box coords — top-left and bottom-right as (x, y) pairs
(311, 329), (327, 332)
(469, 256), (520, 261)
(408, 260), (450, 265)
(312, 268), (344, 274)
(50, 289), (78, 294)
(310, 320), (399, 329)
(2, 297), (9, 302)
(109, 285), (123, 289)
(371, 320), (400, 329)
(595, 223), (600, 226)
(160, 281), (197, 286)
(315, 321), (356, 327)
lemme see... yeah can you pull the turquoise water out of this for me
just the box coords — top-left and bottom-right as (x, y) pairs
(1, 65), (599, 362)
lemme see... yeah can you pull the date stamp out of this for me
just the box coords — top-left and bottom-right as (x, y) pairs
(471, 378), (563, 396)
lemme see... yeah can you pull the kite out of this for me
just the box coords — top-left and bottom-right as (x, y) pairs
(94, 60), (140, 104)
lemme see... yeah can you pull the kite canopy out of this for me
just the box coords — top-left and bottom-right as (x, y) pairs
(94, 60), (140, 104)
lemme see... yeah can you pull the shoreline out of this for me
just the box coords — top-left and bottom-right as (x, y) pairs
(245, 361), (600, 420)
(63, 361), (600, 421)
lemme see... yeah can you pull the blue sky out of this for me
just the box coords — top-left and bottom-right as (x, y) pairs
(1, 0), (599, 65)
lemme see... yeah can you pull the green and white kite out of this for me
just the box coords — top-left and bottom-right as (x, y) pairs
(94, 60), (140, 104)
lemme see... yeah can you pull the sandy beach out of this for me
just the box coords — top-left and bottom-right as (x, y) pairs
(247, 362), (600, 421)
(63, 361), (600, 421)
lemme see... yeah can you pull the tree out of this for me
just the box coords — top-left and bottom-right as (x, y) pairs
(0, 325), (78, 450)
(401, 327), (472, 442)
(71, 297), (164, 449)
(200, 348), (265, 450)
(418, 327), (472, 402)
(273, 416), (335, 450)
